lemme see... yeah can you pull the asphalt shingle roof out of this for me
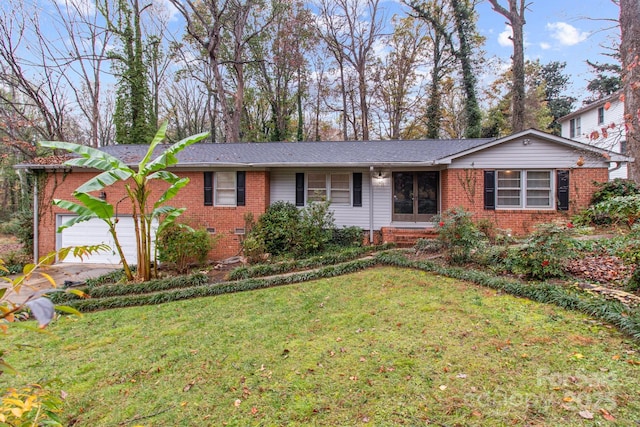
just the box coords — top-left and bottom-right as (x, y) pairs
(98, 138), (496, 167)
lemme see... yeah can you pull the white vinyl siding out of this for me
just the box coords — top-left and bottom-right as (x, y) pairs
(215, 171), (236, 206)
(450, 138), (610, 170)
(269, 169), (379, 229)
(496, 170), (552, 209)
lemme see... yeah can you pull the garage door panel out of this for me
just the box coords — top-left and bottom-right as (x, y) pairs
(57, 215), (156, 264)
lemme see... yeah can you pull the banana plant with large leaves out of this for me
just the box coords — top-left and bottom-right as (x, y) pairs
(40, 122), (210, 281)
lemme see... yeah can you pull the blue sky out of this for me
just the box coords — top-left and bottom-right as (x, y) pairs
(472, 0), (620, 102)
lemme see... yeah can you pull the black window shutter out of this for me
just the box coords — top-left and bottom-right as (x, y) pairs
(236, 171), (246, 206)
(484, 170), (495, 210)
(295, 173), (305, 206)
(557, 170), (569, 211)
(204, 172), (213, 206)
(353, 173), (362, 207)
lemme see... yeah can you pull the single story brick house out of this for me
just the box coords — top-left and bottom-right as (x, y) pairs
(19, 129), (631, 264)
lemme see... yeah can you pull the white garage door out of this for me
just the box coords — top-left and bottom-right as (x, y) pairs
(57, 215), (156, 264)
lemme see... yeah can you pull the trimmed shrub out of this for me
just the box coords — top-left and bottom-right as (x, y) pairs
(295, 200), (335, 256)
(157, 225), (213, 273)
(331, 226), (364, 247)
(248, 201), (300, 256)
(434, 208), (486, 265)
(505, 222), (576, 280)
(244, 200), (338, 260)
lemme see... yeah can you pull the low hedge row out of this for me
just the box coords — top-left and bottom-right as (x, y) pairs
(61, 258), (378, 312)
(52, 250), (640, 342)
(228, 244), (394, 280)
(51, 273), (208, 303)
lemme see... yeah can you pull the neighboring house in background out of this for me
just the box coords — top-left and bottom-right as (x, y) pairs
(558, 92), (627, 179)
(18, 129), (631, 264)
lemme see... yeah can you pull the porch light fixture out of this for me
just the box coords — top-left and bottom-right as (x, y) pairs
(98, 191), (107, 200)
(378, 171), (383, 178)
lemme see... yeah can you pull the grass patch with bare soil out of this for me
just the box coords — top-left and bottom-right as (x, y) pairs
(2, 267), (639, 426)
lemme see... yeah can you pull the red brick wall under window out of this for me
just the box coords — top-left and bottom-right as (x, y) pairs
(440, 168), (607, 235)
(38, 170), (270, 261)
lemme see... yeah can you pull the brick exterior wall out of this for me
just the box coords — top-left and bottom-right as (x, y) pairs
(37, 169), (270, 261)
(440, 167), (608, 235)
(36, 165), (608, 261)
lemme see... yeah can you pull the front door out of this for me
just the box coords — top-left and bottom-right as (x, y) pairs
(392, 171), (439, 222)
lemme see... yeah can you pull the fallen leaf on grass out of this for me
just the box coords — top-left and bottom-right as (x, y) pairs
(183, 381), (195, 392)
(439, 385), (447, 391)
(599, 408), (616, 421)
(579, 410), (594, 419)
(234, 399), (242, 408)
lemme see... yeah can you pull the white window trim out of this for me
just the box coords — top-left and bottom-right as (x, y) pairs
(215, 171), (237, 206)
(305, 172), (352, 206)
(496, 170), (554, 210)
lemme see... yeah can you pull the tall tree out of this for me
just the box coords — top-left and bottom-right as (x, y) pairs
(620, 0), (640, 181)
(50, 0), (113, 147)
(585, 60), (622, 101)
(539, 61), (576, 135)
(0, 0), (69, 142)
(251, 1), (313, 142)
(100, 0), (155, 145)
(170, 0), (279, 143)
(316, 0), (384, 141)
(371, 16), (429, 140)
(482, 60), (552, 137)
(407, 0), (483, 138)
(487, 0), (527, 133)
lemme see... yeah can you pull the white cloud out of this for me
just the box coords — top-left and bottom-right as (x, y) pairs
(539, 42), (551, 50)
(498, 25), (512, 47)
(546, 22), (589, 46)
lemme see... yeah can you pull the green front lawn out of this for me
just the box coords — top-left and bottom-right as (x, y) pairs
(3, 267), (640, 426)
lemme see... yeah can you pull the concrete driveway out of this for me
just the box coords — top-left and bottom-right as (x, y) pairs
(2, 263), (121, 306)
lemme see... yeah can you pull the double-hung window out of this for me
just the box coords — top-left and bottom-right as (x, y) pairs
(307, 173), (328, 202)
(597, 106), (605, 125)
(215, 171), (236, 206)
(569, 117), (581, 138)
(305, 173), (351, 205)
(204, 171), (246, 206)
(496, 170), (552, 209)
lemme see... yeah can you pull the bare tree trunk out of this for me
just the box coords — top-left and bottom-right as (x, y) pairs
(620, 0), (640, 182)
(487, 0), (526, 133)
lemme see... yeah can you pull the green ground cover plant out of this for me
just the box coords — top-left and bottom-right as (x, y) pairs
(2, 267), (639, 426)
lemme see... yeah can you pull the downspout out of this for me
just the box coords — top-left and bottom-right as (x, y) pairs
(32, 172), (39, 262)
(369, 166), (374, 244)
